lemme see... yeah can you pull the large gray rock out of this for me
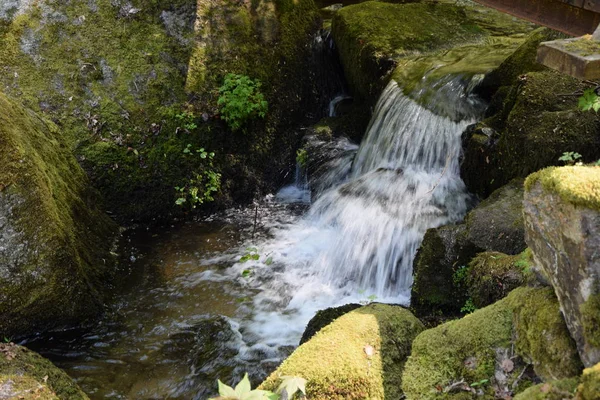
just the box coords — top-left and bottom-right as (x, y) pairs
(0, 92), (118, 339)
(524, 166), (600, 367)
(411, 179), (527, 316)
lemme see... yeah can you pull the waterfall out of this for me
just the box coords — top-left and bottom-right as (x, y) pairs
(204, 74), (485, 352)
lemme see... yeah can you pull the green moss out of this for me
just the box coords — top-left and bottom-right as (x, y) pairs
(0, 344), (89, 399)
(513, 378), (579, 400)
(525, 167), (600, 212)
(577, 362), (600, 400)
(0, 374), (59, 400)
(0, 91), (117, 338)
(300, 303), (362, 345)
(466, 250), (528, 308)
(402, 287), (582, 399)
(260, 304), (424, 399)
(580, 293), (600, 348)
(564, 37), (600, 57)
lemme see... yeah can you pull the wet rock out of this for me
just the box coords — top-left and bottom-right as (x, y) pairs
(524, 166), (600, 367)
(462, 29), (600, 198)
(403, 287), (582, 400)
(0, 92), (118, 339)
(0, 343), (89, 399)
(300, 303), (361, 344)
(411, 179), (527, 316)
(261, 304), (424, 399)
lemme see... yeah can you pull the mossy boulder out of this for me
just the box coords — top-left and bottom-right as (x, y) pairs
(402, 287), (582, 400)
(411, 179), (527, 316)
(513, 378), (579, 400)
(462, 28), (600, 198)
(0, 92), (117, 338)
(0, 343), (89, 399)
(299, 303), (362, 345)
(577, 362), (600, 399)
(524, 166), (600, 367)
(260, 303), (425, 399)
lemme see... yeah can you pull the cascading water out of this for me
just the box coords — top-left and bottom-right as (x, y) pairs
(208, 75), (486, 356)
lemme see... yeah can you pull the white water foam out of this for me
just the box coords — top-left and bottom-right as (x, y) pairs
(202, 77), (484, 360)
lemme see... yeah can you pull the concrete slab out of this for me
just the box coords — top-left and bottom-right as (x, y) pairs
(537, 36), (600, 80)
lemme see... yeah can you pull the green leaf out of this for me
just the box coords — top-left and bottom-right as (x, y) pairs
(251, 254), (260, 261)
(265, 257), (273, 266)
(241, 269), (252, 278)
(276, 376), (307, 399)
(218, 380), (237, 397)
(241, 390), (278, 400)
(235, 374), (252, 397)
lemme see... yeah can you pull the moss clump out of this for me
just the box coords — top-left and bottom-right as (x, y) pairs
(0, 344), (89, 399)
(580, 293), (600, 349)
(402, 287), (582, 399)
(261, 304), (424, 399)
(0, 92), (118, 338)
(525, 166), (600, 212)
(300, 303), (362, 345)
(577, 362), (600, 399)
(466, 250), (530, 308)
(513, 378), (579, 400)
(564, 36), (600, 57)
(0, 375), (59, 400)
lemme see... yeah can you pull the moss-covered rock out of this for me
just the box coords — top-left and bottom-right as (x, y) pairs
(524, 166), (600, 367)
(261, 303), (424, 399)
(411, 179), (527, 316)
(513, 378), (579, 400)
(0, 343), (89, 399)
(299, 303), (362, 345)
(0, 0), (322, 223)
(0, 91), (118, 338)
(461, 28), (600, 198)
(402, 287), (582, 400)
(465, 250), (531, 309)
(577, 362), (600, 399)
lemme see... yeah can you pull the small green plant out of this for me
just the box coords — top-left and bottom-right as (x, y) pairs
(470, 379), (489, 388)
(452, 265), (469, 286)
(210, 373), (306, 400)
(461, 298), (477, 314)
(559, 151), (583, 165)
(175, 144), (221, 208)
(218, 74), (268, 131)
(578, 88), (600, 112)
(175, 111), (198, 131)
(296, 149), (308, 167)
(239, 248), (274, 278)
(358, 289), (378, 305)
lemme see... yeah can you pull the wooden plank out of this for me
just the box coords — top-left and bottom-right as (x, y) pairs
(473, 0), (600, 37)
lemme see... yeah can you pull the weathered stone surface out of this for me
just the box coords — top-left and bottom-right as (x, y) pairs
(538, 37), (600, 81)
(260, 304), (424, 399)
(524, 166), (600, 367)
(403, 287), (582, 400)
(0, 92), (118, 338)
(0, 343), (89, 400)
(411, 179), (527, 316)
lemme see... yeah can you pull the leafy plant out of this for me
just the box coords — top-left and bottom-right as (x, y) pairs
(578, 88), (600, 112)
(240, 247), (260, 263)
(210, 373), (306, 400)
(558, 151), (583, 165)
(358, 290), (378, 305)
(218, 74), (268, 131)
(461, 298), (477, 314)
(175, 111), (198, 131)
(296, 149), (307, 167)
(452, 265), (469, 286)
(470, 379), (489, 388)
(175, 144), (221, 209)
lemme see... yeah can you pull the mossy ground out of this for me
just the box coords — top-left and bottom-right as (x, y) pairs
(0, 91), (117, 338)
(0, 344), (89, 400)
(402, 287), (582, 399)
(513, 378), (579, 400)
(261, 304), (424, 399)
(577, 362), (600, 399)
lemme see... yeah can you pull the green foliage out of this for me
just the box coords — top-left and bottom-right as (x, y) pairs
(175, 112), (198, 131)
(470, 378), (489, 388)
(239, 247), (260, 263)
(461, 298), (477, 314)
(559, 151), (583, 165)
(175, 144), (221, 209)
(211, 373), (306, 400)
(578, 88), (600, 112)
(296, 149), (308, 167)
(218, 74), (268, 131)
(452, 265), (469, 286)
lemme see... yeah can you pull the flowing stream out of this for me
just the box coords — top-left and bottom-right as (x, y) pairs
(26, 75), (485, 399)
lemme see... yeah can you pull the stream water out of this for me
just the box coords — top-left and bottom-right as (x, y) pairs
(25, 74), (485, 399)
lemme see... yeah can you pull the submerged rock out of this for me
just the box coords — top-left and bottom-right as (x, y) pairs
(411, 179), (527, 316)
(0, 343), (89, 400)
(402, 287), (582, 400)
(260, 303), (424, 399)
(524, 166), (600, 367)
(0, 92), (118, 338)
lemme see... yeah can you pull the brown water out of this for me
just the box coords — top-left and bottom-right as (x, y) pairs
(24, 219), (269, 399)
